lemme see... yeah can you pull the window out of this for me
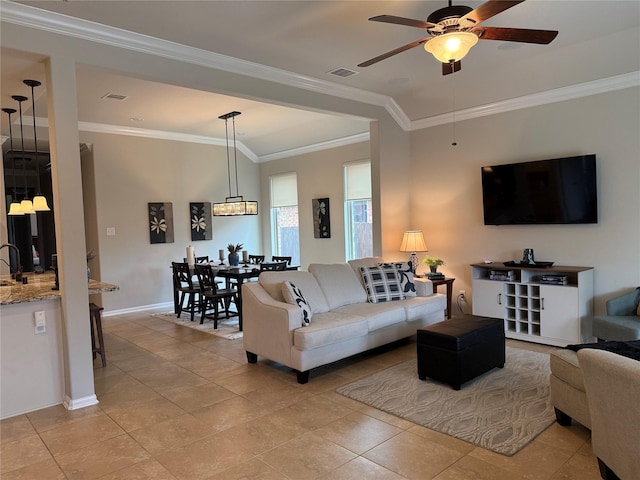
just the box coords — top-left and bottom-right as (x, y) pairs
(270, 172), (300, 265)
(344, 162), (373, 260)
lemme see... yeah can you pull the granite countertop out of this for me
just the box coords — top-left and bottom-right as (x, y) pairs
(0, 272), (119, 306)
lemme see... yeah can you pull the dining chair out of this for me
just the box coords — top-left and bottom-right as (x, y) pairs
(272, 256), (292, 265)
(248, 255), (265, 264)
(260, 261), (288, 272)
(195, 264), (238, 327)
(196, 255), (209, 264)
(171, 262), (201, 321)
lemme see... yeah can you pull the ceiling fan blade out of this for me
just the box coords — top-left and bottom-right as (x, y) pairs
(460, 0), (525, 27)
(472, 26), (558, 44)
(368, 15), (439, 30)
(358, 37), (430, 67)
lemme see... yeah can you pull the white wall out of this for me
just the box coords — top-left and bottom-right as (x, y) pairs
(259, 141), (370, 269)
(409, 87), (640, 315)
(79, 132), (261, 312)
(1, 299), (64, 419)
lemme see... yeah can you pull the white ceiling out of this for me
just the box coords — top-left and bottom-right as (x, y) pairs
(2, 0), (639, 161)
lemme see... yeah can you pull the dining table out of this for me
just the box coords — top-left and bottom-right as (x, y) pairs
(173, 262), (298, 331)
(214, 266), (259, 331)
(216, 263), (299, 331)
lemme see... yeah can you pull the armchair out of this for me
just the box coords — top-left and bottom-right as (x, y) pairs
(578, 349), (640, 480)
(593, 288), (640, 341)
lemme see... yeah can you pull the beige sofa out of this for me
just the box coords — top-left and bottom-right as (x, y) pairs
(549, 349), (591, 428)
(579, 349), (640, 480)
(242, 258), (446, 383)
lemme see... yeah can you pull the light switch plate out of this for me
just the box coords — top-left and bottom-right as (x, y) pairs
(106, 227), (116, 236)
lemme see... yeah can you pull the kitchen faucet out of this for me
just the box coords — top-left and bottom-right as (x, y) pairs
(0, 243), (23, 282)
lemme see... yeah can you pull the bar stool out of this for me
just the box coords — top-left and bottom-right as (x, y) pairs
(89, 302), (106, 367)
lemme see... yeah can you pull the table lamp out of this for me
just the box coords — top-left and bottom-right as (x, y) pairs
(400, 230), (428, 274)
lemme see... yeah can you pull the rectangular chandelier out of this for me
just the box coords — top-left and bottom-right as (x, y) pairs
(213, 111), (258, 217)
(213, 196), (258, 216)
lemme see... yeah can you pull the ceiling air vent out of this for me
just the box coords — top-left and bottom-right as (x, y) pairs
(101, 93), (128, 101)
(328, 67), (358, 78)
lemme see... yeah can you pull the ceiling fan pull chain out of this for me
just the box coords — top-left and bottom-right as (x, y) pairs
(451, 68), (457, 146)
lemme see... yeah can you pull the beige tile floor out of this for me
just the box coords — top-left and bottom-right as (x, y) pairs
(1, 309), (602, 479)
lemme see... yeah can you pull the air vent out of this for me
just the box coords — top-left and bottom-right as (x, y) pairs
(101, 93), (128, 101)
(328, 67), (358, 78)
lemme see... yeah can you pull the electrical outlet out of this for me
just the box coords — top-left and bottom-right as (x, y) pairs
(34, 310), (46, 334)
(459, 290), (466, 300)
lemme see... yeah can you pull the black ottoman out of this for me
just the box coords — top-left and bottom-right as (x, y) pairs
(417, 316), (505, 390)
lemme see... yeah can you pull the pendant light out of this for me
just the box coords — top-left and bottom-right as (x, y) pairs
(2, 107), (24, 215)
(212, 111), (258, 216)
(24, 79), (50, 212)
(12, 94), (35, 215)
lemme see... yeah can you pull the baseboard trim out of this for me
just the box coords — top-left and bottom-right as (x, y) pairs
(63, 394), (99, 411)
(101, 302), (173, 317)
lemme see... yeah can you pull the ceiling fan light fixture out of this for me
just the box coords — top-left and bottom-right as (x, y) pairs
(425, 31), (478, 63)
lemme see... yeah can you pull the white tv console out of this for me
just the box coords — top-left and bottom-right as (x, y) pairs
(471, 263), (594, 347)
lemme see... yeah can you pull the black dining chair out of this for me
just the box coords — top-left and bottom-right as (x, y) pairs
(248, 255), (265, 265)
(183, 255), (209, 264)
(272, 256), (292, 265)
(195, 264), (238, 327)
(171, 262), (201, 322)
(260, 261), (288, 272)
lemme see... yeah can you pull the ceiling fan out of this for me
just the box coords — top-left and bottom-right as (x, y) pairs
(358, 0), (558, 75)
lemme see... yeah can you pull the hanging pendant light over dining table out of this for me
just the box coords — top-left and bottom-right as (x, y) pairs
(212, 111), (258, 216)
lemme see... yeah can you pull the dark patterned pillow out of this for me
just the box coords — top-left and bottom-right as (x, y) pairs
(379, 262), (417, 297)
(282, 281), (312, 326)
(360, 265), (405, 304)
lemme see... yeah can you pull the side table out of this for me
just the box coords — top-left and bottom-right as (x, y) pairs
(430, 277), (455, 319)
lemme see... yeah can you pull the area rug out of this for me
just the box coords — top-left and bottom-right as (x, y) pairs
(151, 311), (242, 340)
(336, 347), (554, 456)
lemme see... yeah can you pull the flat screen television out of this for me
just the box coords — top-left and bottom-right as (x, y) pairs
(481, 155), (597, 225)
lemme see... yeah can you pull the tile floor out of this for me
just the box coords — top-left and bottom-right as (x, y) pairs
(1, 309), (602, 479)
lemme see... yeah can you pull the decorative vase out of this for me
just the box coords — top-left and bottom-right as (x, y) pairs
(228, 253), (240, 267)
(430, 265), (437, 273)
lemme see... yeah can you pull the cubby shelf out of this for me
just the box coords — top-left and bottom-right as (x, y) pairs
(470, 263), (594, 347)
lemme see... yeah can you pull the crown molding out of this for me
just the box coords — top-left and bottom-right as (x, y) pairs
(411, 71), (640, 130)
(20, 114), (370, 163)
(78, 121), (259, 162)
(256, 132), (370, 163)
(3, 1), (637, 146)
(1, 1), (397, 119)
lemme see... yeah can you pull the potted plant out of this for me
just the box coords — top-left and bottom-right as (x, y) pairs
(227, 242), (243, 266)
(422, 255), (445, 273)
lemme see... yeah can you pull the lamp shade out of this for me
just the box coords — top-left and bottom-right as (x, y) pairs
(20, 198), (35, 215)
(400, 230), (428, 253)
(425, 31), (478, 63)
(32, 195), (51, 211)
(8, 201), (24, 215)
